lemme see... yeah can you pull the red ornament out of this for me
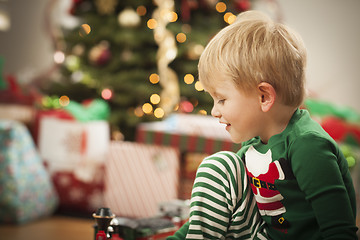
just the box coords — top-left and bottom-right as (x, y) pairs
(179, 100), (194, 113)
(234, 0), (251, 12)
(69, 0), (84, 15)
(97, 48), (111, 66)
(89, 42), (112, 66)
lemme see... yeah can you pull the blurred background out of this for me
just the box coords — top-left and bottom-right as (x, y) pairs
(0, 0), (359, 140)
(0, 0), (359, 238)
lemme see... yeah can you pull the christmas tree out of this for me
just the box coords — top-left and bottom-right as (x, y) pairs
(42, 0), (250, 140)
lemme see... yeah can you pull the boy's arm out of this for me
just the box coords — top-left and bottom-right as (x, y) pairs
(291, 134), (358, 239)
(185, 152), (235, 239)
(166, 151), (265, 239)
(166, 221), (189, 240)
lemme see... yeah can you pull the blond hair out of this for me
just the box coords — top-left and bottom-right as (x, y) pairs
(198, 10), (307, 107)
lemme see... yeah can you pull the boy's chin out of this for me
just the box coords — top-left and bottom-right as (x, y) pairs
(229, 134), (253, 144)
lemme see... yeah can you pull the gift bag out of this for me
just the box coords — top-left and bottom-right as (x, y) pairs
(104, 141), (180, 218)
(0, 120), (58, 224)
(38, 116), (110, 213)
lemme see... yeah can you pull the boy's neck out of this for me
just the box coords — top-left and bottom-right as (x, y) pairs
(259, 103), (297, 144)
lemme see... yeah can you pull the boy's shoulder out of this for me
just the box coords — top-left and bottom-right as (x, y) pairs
(286, 109), (334, 143)
(237, 109), (337, 155)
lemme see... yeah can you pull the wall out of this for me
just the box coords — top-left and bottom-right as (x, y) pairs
(255, 0), (360, 112)
(0, 0), (54, 84)
(0, 0), (359, 112)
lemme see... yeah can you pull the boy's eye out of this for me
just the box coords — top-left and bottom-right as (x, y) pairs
(218, 99), (225, 104)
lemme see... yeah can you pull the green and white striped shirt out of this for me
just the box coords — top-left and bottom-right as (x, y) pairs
(185, 151), (268, 240)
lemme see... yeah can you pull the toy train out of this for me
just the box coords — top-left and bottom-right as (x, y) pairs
(93, 202), (189, 240)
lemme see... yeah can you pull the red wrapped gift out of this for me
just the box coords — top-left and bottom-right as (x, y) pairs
(136, 114), (241, 199)
(136, 113), (241, 154)
(52, 169), (104, 213)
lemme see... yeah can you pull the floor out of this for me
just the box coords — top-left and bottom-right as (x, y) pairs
(0, 215), (95, 240)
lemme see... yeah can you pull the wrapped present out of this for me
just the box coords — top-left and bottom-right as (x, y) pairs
(51, 169), (104, 214)
(0, 65), (38, 124)
(0, 120), (58, 224)
(0, 75), (36, 106)
(136, 113), (241, 154)
(103, 141), (180, 218)
(32, 98), (110, 144)
(136, 114), (241, 200)
(0, 104), (35, 124)
(38, 116), (110, 213)
(304, 98), (360, 147)
(32, 109), (74, 144)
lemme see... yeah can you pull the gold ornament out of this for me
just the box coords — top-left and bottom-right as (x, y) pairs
(88, 41), (111, 66)
(95, 0), (118, 15)
(118, 8), (141, 27)
(187, 43), (204, 60)
(152, 0), (180, 116)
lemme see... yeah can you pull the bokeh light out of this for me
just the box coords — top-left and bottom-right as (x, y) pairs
(54, 51), (65, 64)
(169, 12), (178, 22)
(224, 12), (236, 24)
(154, 108), (165, 118)
(198, 109), (208, 115)
(150, 94), (161, 104)
(59, 95), (70, 107)
(195, 81), (204, 91)
(147, 19), (157, 29)
(79, 24), (91, 37)
(176, 33), (186, 43)
(216, 2), (227, 13)
(136, 6), (147, 16)
(101, 88), (113, 100)
(149, 73), (160, 84)
(184, 74), (194, 84)
(180, 101), (194, 113)
(134, 106), (144, 117)
(142, 103), (153, 114)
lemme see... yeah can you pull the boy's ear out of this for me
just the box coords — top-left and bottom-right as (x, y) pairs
(257, 82), (276, 112)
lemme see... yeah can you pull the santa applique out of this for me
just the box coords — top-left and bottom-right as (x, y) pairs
(245, 146), (293, 230)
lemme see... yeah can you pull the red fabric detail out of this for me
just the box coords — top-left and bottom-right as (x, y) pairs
(257, 201), (284, 211)
(187, 135), (197, 152)
(170, 133), (181, 148)
(247, 161), (285, 212)
(204, 138), (214, 154)
(80, 130), (87, 155)
(154, 131), (164, 145)
(136, 128), (146, 143)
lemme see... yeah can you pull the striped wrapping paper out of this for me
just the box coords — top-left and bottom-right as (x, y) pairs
(136, 114), (241, 155)
(104, 141), (180, 218)
(136, 128), (241, 154)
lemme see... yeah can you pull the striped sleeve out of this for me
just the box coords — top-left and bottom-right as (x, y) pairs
(185, 151), (267, 240)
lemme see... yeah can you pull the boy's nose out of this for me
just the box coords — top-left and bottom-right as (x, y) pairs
(211, 105), (221, 118)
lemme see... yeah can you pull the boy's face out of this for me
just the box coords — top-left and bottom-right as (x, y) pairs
(203, 76), (263, 143)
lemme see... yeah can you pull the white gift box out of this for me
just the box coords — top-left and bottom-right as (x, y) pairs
(38, 116), (110, 182)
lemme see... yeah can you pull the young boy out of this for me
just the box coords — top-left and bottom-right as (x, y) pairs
(168, 10), (358, 239)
